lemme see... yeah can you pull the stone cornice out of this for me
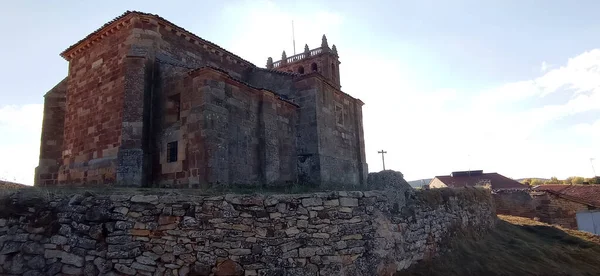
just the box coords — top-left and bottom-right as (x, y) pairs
(187, 66), (299, 108)
(61, 11), (256, 69)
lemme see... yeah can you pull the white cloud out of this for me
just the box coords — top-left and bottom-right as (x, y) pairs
(540, 61), (551, 72)
(572, 119), (600, 138)
(0, 104), (43, 185)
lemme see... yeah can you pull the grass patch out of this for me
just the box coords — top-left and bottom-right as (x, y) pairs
(415, 187), (490, 207)
(0, 182), (376, 203)
(396, 215), (600, 276)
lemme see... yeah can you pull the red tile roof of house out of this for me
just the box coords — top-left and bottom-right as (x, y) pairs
(433, 172), (527, 190)
(533, 184), (600, 208)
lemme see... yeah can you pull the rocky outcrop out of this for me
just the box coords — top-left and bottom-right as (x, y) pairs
(0, 188), (494, 275)
(367, 170), (412, 191)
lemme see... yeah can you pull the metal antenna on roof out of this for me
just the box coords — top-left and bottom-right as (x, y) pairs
(292, 20), (296, 55)
(468, 154), (471, 176)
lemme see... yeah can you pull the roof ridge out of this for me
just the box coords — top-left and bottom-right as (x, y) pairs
(187, 66), (299, 107)
(254, 67), (298, 76)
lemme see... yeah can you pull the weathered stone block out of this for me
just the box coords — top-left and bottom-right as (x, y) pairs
(298, 247), (318, 257)
(323, 199), (340, 206)
(301, 198), (323, 207)
(114, 263), (136, 275)
(339, 197), (358, 207)
(131, 261), (156, 272)
(229, 248), (252, 256)
(62, 264), (83, 275)
(131, 195), (158, 204)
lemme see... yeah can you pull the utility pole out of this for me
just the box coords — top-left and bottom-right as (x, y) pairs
(378, 150), (387, 171)
(591, 158), (597, 177)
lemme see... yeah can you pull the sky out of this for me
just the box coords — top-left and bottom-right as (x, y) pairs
(1, 0), (599, 184)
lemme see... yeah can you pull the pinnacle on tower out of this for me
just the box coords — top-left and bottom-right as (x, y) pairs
(304, 44), (310, 55)
(282, 51), (287, 60)
(321, 34), (329, 49)
(266, 57), (273, 69)
(332, 44), (338, 56)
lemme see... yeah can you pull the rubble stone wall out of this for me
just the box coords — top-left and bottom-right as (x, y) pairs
(492, 190), (538, 218)
(493, 190), (593, 229)
(0, 188), (494, 276)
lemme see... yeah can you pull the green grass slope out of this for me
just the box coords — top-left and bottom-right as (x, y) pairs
(397, 215), (600, 276)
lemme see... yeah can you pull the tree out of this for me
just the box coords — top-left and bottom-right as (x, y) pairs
(545, 177), (560, 184)
(564, 177), (574, 184)
(571, 176), (585, 184)
(520, 178), (532, 186)
(530, 179), (544, 186)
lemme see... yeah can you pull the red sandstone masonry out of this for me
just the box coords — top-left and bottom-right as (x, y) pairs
(38, 11), (367, 188)
(53, 12), (256, 186)
(59, 21), (134, 185)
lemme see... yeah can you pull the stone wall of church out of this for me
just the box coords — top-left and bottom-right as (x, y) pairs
(0, 188), (494, 276)
(246, 69), (296, 98)
(35, 79), (67, 186)
(154, 68), (298, 187)
(57, 23), (136, 185)
(38, 12), (369, 189)
(312, 76), (367, 187)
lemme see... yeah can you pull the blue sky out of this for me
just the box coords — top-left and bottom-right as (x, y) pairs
(1, 0), (599, 184)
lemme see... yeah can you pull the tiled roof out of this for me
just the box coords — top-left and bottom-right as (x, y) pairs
(533, 184), (600, 208)
(61, 11), (255, 67)
(433, 172), (527, 190)
(254, 67), (299, 77)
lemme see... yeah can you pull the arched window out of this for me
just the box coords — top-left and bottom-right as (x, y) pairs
(331, 63), (335, 78)
(298, 66), (305, 74)
(311, 63), (318, 72)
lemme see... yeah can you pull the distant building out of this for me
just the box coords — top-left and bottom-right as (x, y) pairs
(533, 184), (600, 209)
(494, 184), (600, 234)
(429, 170), (527, 190)
(533, 185), (600, 234)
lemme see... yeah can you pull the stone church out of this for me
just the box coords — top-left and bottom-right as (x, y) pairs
(35, 11), (368, 188)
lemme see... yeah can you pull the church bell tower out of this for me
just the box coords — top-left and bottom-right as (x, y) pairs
(266, 35), (341, 89)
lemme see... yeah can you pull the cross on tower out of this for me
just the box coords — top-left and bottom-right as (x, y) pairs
(378, 150), (387, 171)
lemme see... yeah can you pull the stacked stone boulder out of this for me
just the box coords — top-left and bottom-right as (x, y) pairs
(0, 188), (494, 275)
